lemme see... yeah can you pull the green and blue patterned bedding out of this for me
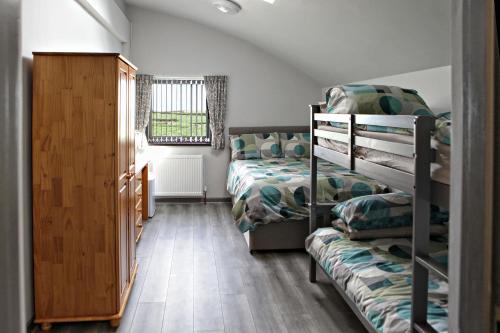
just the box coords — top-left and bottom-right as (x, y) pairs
(325, 84), (434, 135)
(229, 133), (282, 160)
(306, 228), (448, 333)
(434, 112), (451, 145)
(227, 158), (389, 233)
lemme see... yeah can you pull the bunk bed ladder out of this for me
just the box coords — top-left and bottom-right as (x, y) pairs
(411, 117), (446, 333)
(309, 104), (338, 283)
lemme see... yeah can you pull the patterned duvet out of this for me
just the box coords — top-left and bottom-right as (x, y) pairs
(306, 228), (448, 333)
(227, 158), (388, 233)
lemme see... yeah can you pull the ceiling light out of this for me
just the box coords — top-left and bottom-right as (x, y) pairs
(212, 0), (242, 15)
(261, 0), (275, 4)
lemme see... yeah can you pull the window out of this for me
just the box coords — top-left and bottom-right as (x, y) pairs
(147, 78), (210, 145)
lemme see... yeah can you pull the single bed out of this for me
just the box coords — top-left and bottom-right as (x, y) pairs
(227, 126), (390, 252)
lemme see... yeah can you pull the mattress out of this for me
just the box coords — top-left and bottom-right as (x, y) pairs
(227, 158), (389, 233)
(317, 125), (450, 185)
(306, 227), (449, 333)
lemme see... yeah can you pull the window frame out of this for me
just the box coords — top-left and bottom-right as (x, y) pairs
(146, 77), (211, 146)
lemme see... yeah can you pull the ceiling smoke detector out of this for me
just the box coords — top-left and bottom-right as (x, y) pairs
(212, 0), (242, 15)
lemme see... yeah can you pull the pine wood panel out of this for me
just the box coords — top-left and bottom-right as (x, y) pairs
(117, 61), (128, 189)
(141, 164), (149, 221)
(134, 174), (143, 242)
(128, 68), (136, 175)
(32, 53), (138, 328)
(128, 174), (137, 279)
(33, 54), (118, 318)
(118, 183), (129, 306)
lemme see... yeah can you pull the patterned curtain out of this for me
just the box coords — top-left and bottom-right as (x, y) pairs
(204, 75), (228, 150)
(135, 74), (154, 132)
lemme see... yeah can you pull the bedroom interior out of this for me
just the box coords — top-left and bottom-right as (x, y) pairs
(0, 0), (498, 333)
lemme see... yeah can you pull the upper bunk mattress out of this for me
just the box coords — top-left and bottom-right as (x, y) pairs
(227, 158), (389, 233)
(306, 227), (448, 333)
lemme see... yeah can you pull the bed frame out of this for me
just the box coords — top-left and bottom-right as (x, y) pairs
(308, 105), (450, 333)
(228, 126), (331, 252)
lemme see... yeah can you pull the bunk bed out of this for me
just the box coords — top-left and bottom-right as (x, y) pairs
(308, 100), (451, 333)
(227, 126), (389, 252)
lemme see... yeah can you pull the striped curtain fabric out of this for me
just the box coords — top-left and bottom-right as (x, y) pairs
(136, 74), (154, 132)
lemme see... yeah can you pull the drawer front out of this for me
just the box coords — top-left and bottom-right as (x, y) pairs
(135, 214), (143, 242)
(135, 189), (142, 206)
(135, 199), (142, 220)
(135, 213), (142, 228)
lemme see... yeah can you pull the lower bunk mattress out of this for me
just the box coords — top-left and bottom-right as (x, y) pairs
(227, 158), (389, 233)
(306, 228), (448, 333)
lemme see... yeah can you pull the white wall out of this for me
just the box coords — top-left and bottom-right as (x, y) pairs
(129, 7), (322, 198)
(22, 0), (125, 56)
(75, 0), (131, 52)
(113, 0), (128, 15)
(18, 0), (128, 327)
(324, 66), (452, 115)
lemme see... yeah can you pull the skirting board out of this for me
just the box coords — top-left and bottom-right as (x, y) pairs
(155, 197), (231, 203)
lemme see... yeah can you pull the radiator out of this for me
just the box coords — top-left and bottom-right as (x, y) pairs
(154, 155), (204, 197)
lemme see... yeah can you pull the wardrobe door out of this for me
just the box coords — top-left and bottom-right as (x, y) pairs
(128, 68), (136, 174)
(118, 183), (129, 304)
(127, 67), (137, 278)
(128, 173), (137, 278)
(117, 60), (130, 304)
(118, 61), (129, 187)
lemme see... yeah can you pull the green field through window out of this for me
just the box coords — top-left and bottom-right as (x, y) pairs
(150, 111), (208, 138)
(147, 78), (210, 144)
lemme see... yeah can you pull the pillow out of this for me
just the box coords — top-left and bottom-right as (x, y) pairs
(327, 85), (433, 116)
(280, 133), (310, 159)
(332, 219), (448, 240)
(331, 192), (449, 239)
(434, 112), (451, 145)
(325, 85), (435, 135)
(230, 133), (281, 160)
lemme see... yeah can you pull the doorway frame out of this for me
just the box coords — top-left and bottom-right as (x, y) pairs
(449, 0), (496, 331)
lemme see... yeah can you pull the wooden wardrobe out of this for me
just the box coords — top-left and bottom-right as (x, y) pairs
(32, 53), (139, 330)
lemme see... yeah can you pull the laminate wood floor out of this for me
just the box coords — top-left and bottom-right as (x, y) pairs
(33, 203), (365, 333)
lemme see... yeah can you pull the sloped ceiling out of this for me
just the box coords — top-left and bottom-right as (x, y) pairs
(125, 0), (451, 86)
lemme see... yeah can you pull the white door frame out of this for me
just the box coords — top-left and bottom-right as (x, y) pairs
(449, 0), (496, 331)
(0, 0), (27, 332)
